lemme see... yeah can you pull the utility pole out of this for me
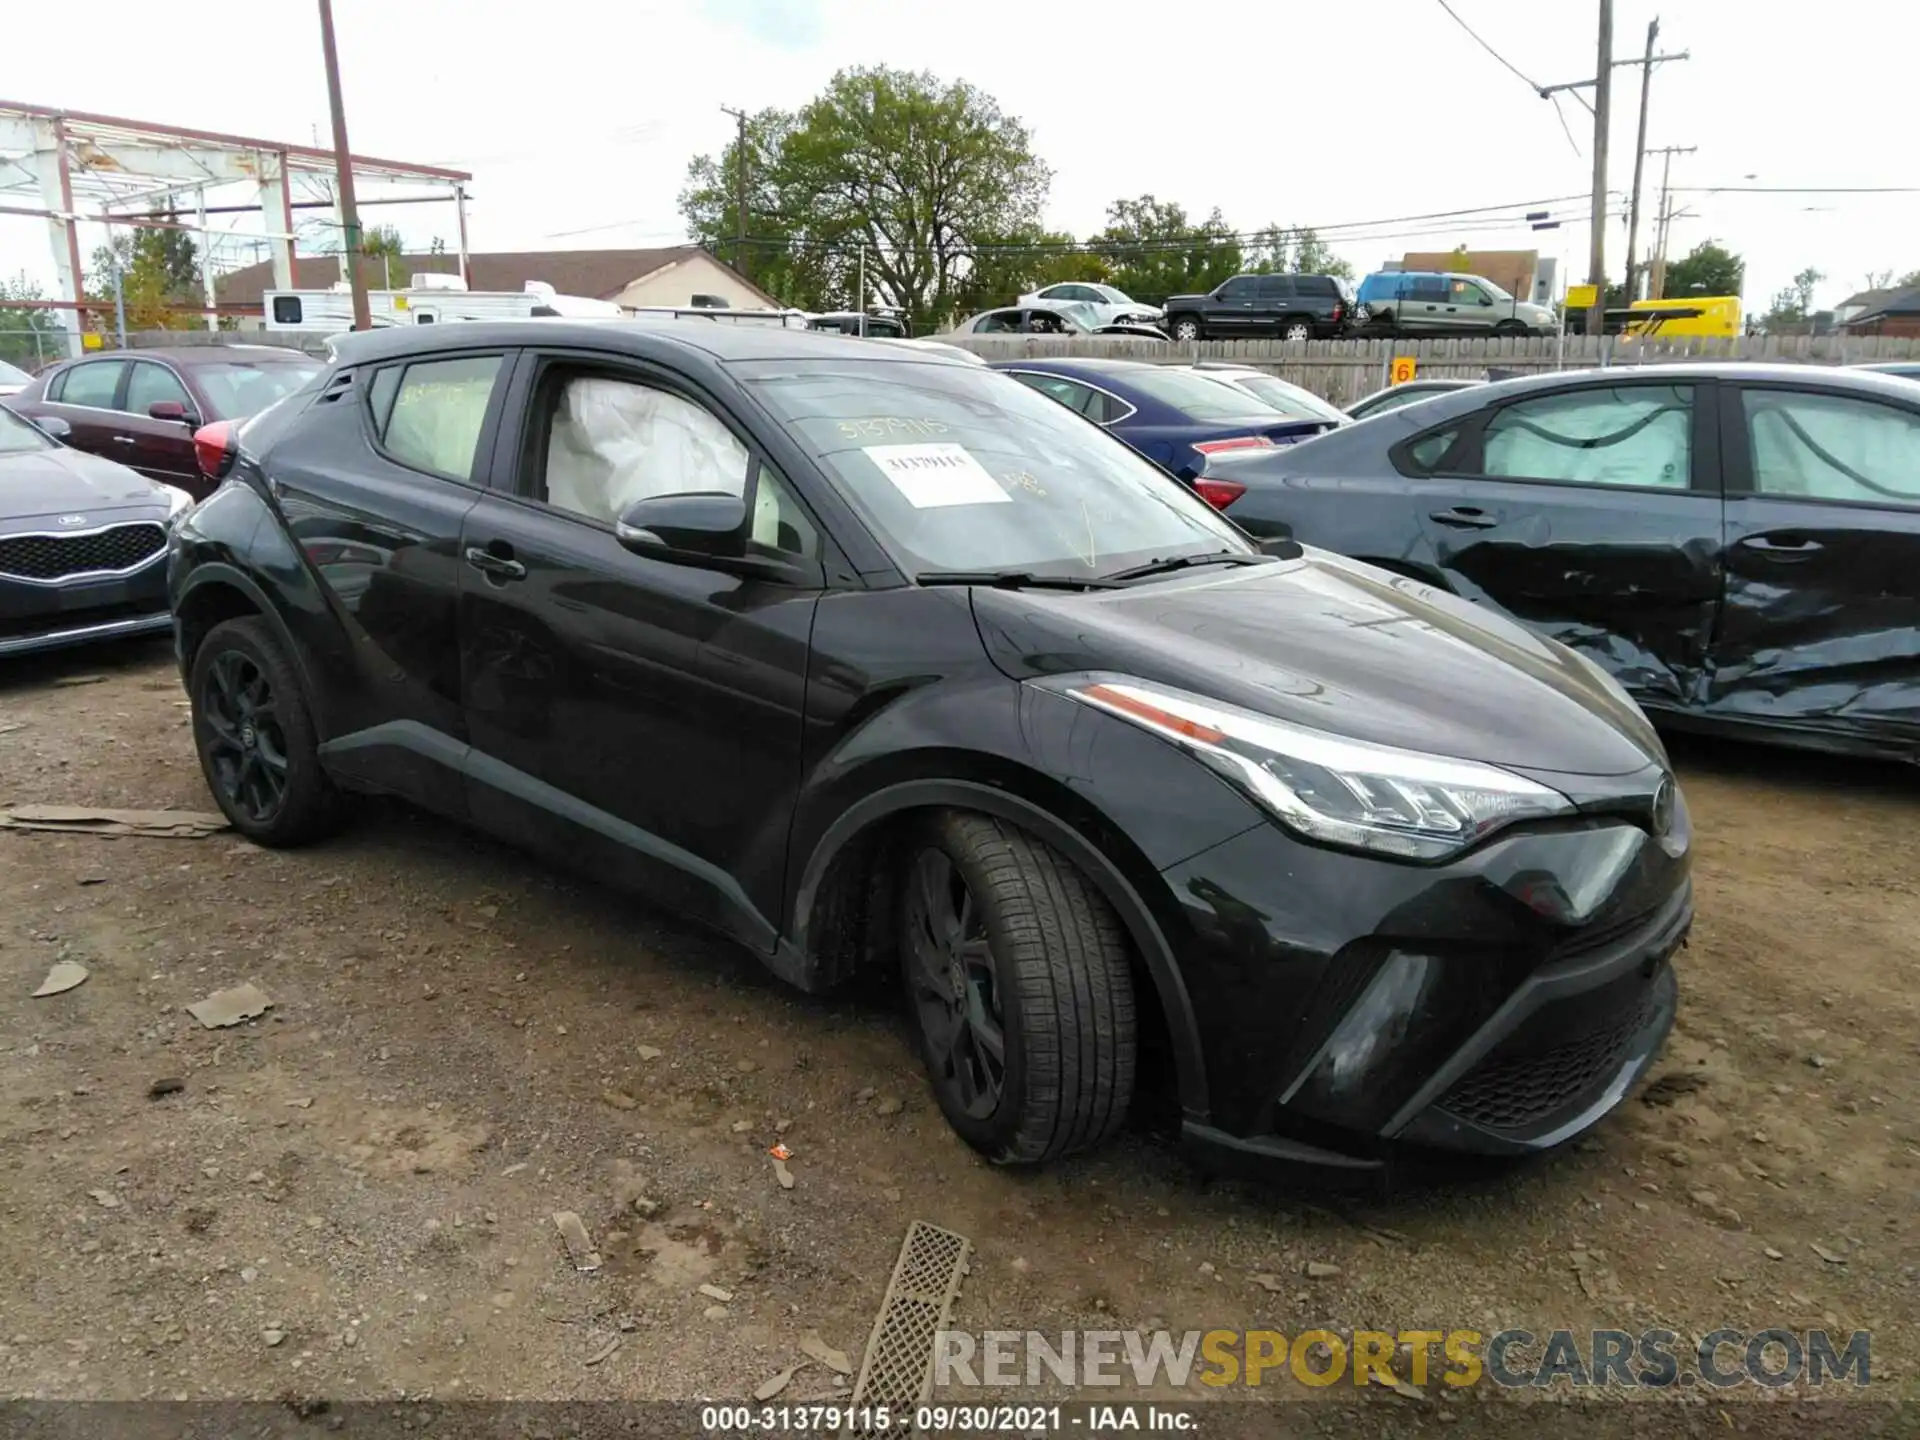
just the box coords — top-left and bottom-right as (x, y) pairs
(720, 106), (749, 281)
(316, 0), (371, 333)
(1622, 17), (1658, 303)
(1586, 0), (1613, 336)
(1646, 145), (1696, 299)
(1539, 8), (1688, 329)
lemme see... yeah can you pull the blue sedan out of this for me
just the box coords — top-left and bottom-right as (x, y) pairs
(991, 357), (1337, 506)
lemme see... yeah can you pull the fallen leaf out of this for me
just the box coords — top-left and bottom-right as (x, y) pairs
(0, 805), (229, 838)
(87, 1189), (121, 1209)
(601, 1089), (638, 1111)
(185, 983), (272, 1029)
(768, 1143), (793, 1161)
(147, 1078), (185, 1099)
(582, 1335), (622, 1367)
(1810, 1242), (1848, 1265)
(754, 1364), (800, 1401)
(32, 962), (89, 998)
(771, 1156), (795, 1190)
(798, 1330), (851, 1376)
(697, 1283), (734, 1302)
(1250, 1273), (1286, 1292)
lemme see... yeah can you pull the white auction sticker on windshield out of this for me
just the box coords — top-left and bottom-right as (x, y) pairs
(864, 442), (1012, 508)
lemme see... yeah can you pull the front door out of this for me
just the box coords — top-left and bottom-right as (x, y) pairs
(1211, 275), (1260, 335)
(1710, 379), (1920, 754)
(1411, 377), (1724, 714)
(120, 359), (201, 489)
(457, 354), (828, 946)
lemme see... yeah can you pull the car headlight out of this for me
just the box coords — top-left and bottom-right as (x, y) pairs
(1052, 675), (1573, 861)
(162, 484), (194, 530)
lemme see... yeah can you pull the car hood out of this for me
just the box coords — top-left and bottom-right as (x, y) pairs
(970, 548), (1663, 778)
(0, 444), (174, 530)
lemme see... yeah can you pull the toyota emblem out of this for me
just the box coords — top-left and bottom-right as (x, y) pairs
(57, 514), (87, 527)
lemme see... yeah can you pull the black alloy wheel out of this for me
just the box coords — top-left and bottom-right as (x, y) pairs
(899, 811), (1137, 1164)
(199, 647), (289, 825)
(189, 616), (348, 846)
(904, 846), (1006, 1120)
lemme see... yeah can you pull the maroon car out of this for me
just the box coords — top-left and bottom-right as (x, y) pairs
(7, 345), (319, 499)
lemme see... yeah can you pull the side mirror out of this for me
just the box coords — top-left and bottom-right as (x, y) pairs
(614, 492), (747, 562)
(1256, 527), (1303, 560)
(33, 414), (72, 441)
(148, 400), (196, 424)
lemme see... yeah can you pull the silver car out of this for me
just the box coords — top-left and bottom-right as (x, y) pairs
(1016, 282), (1163, 328)
(1357, 272), (1556, 337)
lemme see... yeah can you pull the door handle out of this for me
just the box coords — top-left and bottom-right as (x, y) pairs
(111, 435), (136, 446)
(464, 546), (527, 581)
(1739, 534), (1824, 557)
(1430, 507), (1499, 530)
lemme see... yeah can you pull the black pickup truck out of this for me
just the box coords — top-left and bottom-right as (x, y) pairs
(1162, 273), (1352, 343)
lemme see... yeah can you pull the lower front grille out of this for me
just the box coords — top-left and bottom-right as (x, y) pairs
(1438, 987), (1657, 1132)
(0, 523), (167, 581)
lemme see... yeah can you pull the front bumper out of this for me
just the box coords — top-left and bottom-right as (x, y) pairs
(1160, 795), (1690, 1175)
(0, 550), (171, 659)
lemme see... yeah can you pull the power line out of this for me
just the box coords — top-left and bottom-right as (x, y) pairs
(1434, 0), (1583, 157)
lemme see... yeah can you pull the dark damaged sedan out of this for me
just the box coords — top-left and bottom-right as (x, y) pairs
(2, 405), (189, 657)
(168, 322), (1689, 1177)
(1198, 363), (1920, 761)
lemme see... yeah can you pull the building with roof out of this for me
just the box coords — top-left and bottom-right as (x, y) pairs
(215, 245), (780, 324)
(1835, 286), (1920, 338)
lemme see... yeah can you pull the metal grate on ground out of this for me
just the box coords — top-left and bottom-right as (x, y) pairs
(845, 1220), (971, 1434)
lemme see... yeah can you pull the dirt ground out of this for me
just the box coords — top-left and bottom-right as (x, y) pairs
(1, 636), (1914, 1422)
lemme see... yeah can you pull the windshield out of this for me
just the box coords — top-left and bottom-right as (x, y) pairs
(0, 404), (54, 455)
(193, 359), (321, 417)
(1123, 367), (1284, 422)
(744, 361), (1250, 579)
(1214, 372), (1346, 423)
(0, 359), (31, 387)
(1092, 285), (1131, 305)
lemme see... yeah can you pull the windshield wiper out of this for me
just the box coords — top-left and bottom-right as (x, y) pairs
(914, 570), (1123, 591)
(1099, 551), (1272, 584)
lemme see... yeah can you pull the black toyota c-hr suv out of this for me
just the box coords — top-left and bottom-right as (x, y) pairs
(168, 321), (1691, 1176)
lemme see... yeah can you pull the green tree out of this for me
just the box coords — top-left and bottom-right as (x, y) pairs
(1246, 224), (1354, 282)
(1094, 195), (1241, 305)
(361, 224), (409, 288)
(1663, 240), (1745, 298)
(679, 68), (1051, 325)
(0, 273), (68, 368)
(1762, 266), (1824, 330)
(85, 221), (203, 331)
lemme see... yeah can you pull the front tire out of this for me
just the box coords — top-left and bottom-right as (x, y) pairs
(1495, 319), (1527, 336)
(190, 616), (349, 847)
(900, 811), (1136, 1165)
(1170, 315), (1202, 343)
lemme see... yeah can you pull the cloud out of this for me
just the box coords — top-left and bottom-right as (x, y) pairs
(698, 0), (827, 52)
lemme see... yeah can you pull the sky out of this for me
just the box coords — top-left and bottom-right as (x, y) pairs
(3, 0), (1916, 312)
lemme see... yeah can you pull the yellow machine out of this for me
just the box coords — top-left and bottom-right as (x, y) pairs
(1626, 295), (1741, 338)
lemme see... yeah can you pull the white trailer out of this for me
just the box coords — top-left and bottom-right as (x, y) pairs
(261, 275), (621, 332)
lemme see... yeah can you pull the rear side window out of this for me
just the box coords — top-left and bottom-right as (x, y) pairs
(1743, 389), (1920, 507)
(1403, 427), (1461, 473)
(1297, 276), (1338, 297)
(1410, 277), (1448, 302)
(1478, 385), (1693, 489)
(54, 360), (124, 409)
(1255, 276), (1293, 300)
(374, 354), (504, 481)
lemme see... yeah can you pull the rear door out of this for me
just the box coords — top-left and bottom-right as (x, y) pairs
(1252, 275), (1293, 334)
(35, 358), (129, 459)
(280, 348), (513, 815)
(1710, 379), (1920, 753)
(121, 359), (200, 488)
(455, 350), (829, 945)
(1408, 377), (1724, 712)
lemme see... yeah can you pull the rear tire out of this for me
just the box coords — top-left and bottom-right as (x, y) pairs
(899, 811), (1136, 1165)
(190, 617), (349, 847)
(1170, 315), (1202, 343)
(1280, 318), (1314, 342)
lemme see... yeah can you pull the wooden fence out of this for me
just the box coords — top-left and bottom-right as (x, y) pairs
(944, 333), (1920, 406)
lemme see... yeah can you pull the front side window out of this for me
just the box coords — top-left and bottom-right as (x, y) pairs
(126, 362), (191, 414)
(537, 372), (810, 558)
(1218, 277), (1256, 301)
(55, 360), (124, 409)
(0, 404), (54, 455)
(379, 354), (503, 480)
(745, 361), (1247, 580)
(1743, 389), (1920, 506)
(1450, 279), (1491, 306)
(1476, 385), (1693, 489)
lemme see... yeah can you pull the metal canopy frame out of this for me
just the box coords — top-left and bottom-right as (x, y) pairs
(0, 99), (473, 354)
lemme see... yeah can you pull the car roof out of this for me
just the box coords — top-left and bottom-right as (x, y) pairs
(327, 318), (975, 368)
(1455, 361), (1920, 399)
(992, 356), (1159, 375)
(87, 346), (317, 366)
